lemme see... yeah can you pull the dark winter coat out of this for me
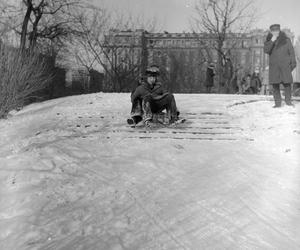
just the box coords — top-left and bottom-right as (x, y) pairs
(264, 31), (296, 84)
(206, 68), (215, 87)
(131, 81), (168, 103)
(250, 74), (262, 89)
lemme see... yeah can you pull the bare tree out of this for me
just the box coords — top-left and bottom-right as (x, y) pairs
(0, 0), (94, 110)
(0, 1), (19, 44)
(191, 0), (259, 92)
(72, 7), (159, 91)
(0, 0), (86, 52)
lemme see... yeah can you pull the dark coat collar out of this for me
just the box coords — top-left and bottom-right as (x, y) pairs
(141, 81), (162, 90)
(276, 31), (288, 49)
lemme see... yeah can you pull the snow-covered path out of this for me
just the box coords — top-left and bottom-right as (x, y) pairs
(0, 93), (300, 250)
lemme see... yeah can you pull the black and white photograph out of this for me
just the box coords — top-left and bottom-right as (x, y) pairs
(0, 0), (300, 249)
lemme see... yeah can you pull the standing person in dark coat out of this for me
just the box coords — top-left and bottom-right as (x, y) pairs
(128, 65), (179, 127)
(250, 69), (262, 94)
(264, 24), (297, 107)
(205, 63), (215, 93)
(242, 74), (252, 94)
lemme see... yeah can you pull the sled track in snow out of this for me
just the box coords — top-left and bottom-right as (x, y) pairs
(111, 112), (253, 142)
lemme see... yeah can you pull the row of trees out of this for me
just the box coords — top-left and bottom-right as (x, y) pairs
(0, 0), (260, 116)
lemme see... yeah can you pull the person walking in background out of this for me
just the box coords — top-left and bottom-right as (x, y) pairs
(242, 74), (252, 94)
(264, 24), (297, 107)
(205, 63), (215, 93)
(224, 57), (234, 93)
(236, 65), (244, 94)
(250, 68), (262, 94)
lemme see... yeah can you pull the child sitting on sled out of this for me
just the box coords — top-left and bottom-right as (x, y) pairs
(128, 65), (179, 127)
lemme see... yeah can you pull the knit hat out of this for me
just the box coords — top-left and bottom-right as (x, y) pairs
(208, 63), (215, 69)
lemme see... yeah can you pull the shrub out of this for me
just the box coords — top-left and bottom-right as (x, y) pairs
(0, 45), (52, 118)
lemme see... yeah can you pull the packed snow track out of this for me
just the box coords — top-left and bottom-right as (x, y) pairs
(0, 93), (299, 250)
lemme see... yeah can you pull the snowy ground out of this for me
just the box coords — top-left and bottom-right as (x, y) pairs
(0, 93), (299, 250)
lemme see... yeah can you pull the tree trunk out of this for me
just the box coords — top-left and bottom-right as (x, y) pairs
(29, 13), (42, 50)
(20, 2), (33, 51)
(217, 43), (224, 93)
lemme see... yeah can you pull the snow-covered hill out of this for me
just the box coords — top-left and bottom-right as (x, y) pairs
(0, 93), (299, 249)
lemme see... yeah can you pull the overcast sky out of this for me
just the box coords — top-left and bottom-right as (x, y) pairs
(93, 0), (300, 38)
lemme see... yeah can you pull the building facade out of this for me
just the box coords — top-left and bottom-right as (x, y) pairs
(104, 29), (294, 92)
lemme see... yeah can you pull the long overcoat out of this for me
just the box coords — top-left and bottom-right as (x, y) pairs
(206, 67), (215, 87)
(264, 31), (296, 84)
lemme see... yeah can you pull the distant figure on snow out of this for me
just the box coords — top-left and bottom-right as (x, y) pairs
(264, 24), (297, 107)
(205, 63), (215, 93)
(250, 69), (262, 94)
(236, 65), (244, 94)
(242, 74), (252, 94)
(128, 65), (179, 127)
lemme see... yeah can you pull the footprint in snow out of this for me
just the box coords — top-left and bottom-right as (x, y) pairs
(174, 144), (184, 150)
